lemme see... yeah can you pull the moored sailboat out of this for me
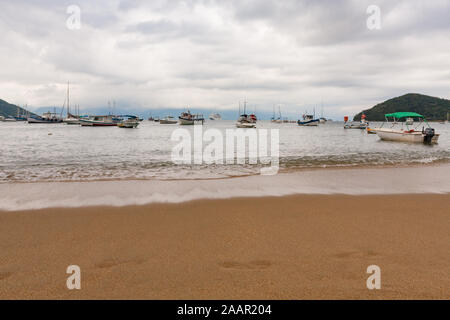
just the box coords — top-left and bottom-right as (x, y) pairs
(63, 82), (81, 125)
(236, 101), (256, 128)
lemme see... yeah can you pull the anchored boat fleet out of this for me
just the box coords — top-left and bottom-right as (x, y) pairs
(2, 87), (444, 143)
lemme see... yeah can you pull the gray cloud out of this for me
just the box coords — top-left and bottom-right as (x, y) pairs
(0, 0), (449, 119)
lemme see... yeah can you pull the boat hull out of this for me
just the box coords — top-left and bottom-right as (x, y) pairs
(178, 118), (194, 125)
(298, 119), (319, 126)
(236, 122), (256, 128)
(344, 123), (368, 129)
(79, 119), (117, 126)
(376, 129), (439, 144)
(63, 118), (80, 125)
(118, 122), (139, 128)
(160, 119), (178, 124)
(28, 117), (63, 124)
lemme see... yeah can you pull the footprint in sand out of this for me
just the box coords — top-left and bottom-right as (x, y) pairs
(333, 250), (379, 259)
(0, 271), (13, 280)
(219, 260), (272, 271)
(96, 257), (147, 269)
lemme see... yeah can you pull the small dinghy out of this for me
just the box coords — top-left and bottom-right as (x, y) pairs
(344, 115), (369, 129)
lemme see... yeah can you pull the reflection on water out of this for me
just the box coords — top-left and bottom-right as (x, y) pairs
(0, 120), (449, 182)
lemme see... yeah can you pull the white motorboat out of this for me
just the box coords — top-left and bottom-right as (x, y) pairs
(79, 115), (119, 126)
(344, 115), (369, 129)
(160, 116), (178, 124)
(209, 113), (221, 120)
(375, 112), (439, 144)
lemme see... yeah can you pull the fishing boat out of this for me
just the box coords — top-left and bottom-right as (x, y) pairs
(79, 115), (119, 126)
(179, 111), (204, 125)
(236, 101), (256, 128)
(117, 115), (140, 128)
(343, 115), (369, 129)
(209, 113), (221, 120)
(28, 111), (63, 123)
(375, 112), (439, 144)
(160, 116), (178, 124)
(298, 114), (319, 126)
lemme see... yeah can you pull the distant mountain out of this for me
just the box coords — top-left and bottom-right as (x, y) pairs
(0, 99), (36, 118)
(354, 93), (450, 121)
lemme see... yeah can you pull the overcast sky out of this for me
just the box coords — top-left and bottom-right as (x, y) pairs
(0, 0), (449, 118)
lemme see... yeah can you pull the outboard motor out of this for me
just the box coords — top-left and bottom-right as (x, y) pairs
(423, 127), (435, 144)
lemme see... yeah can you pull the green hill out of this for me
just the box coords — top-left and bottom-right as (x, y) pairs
(354, 93), (450, 121)
(0, 99), (36, 118)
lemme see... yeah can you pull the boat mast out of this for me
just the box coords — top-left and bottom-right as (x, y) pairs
(67, 81), (70, 117)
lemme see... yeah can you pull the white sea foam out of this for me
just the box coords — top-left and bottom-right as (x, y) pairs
(1, 164), (449, 211)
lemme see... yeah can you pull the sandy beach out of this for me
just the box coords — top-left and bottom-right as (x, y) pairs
(1, 193), (448, 300)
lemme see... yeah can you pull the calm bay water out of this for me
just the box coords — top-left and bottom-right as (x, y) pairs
(0, 120), (449, 183)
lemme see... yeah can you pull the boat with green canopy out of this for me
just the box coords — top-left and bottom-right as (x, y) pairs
(375, 112), (439, 144)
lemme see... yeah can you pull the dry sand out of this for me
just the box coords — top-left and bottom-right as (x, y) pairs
(0, 194), (449, 299)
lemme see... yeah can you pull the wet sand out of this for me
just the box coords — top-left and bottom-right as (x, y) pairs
(0, 193), (449, 299)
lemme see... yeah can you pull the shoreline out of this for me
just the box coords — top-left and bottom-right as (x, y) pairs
(1, 163), (449, 211)
(2, 159), (449, 185)
(1, 193), (449, 299)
